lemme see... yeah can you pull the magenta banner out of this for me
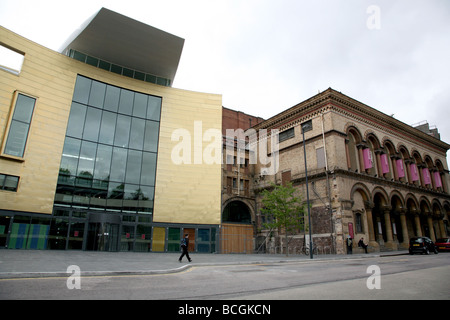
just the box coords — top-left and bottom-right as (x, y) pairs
(363, 148), (373, 170)
(410, 163), (419, 181)
(396, 159), (405, 178)
(434, 171), (442, 188)
(422, 168), (431, 185)
(380, 153), (389, 174)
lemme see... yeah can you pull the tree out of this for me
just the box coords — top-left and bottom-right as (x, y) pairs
(261, 182), (306, 256)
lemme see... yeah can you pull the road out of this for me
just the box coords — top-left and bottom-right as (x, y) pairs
(0, 253), (449, 301)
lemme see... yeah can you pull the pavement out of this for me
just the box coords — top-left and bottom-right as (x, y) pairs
(0, 249), (409, 279)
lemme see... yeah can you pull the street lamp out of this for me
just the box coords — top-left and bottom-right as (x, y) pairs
(301, 120), (313, 259)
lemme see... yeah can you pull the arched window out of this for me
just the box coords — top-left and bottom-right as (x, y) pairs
(346, 127), (362, 172)
(435, 160), (447, 193)
(382, 140), (396, 180)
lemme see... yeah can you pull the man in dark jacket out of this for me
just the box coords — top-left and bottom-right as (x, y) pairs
(179, 234), (192, 262)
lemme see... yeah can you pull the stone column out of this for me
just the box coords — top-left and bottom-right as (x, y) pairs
(438, 216), (446, 239)
(399, 210), (409, 249)
(383, 206), (397, 250)
(427, 216), (436, 242)
(364, 201), (378, 250)
(413, 211), (422, 237)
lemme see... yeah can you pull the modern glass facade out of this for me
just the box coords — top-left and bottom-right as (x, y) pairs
(54, 75), (160, 214)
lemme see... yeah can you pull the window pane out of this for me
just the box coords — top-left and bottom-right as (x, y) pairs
(4, 120), (29, 157)
(94, 144), (112, 181)
(143, 120), (159, 152)
(147, 96), (161, 121)
(107, 182), (124, 210)
(114, 115), (131, 148)
(73, 76), (91, 104)
(129, 118), (145, 150)
(141, 152), (156, 186)
(88, 81), (106, 108)
(77, 141), (96, 177)
(98, 110), (117, 145)
(82, 107), (102, 142)
(60, 137), (81, 176)
(125, 150), (142, 184)
(4, 175), (19, 191)
(138, 185), (154, 213)
(110, 147), (127, 183)
(104, 85), (120, 112)
(13, 94), (36, 123)
(123, 184), (140, 212)
(133, 93), (147, 118)
(66, 102), (86, 138)
(118, 89), (134, 115)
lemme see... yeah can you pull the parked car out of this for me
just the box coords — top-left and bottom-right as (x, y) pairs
(409, 237), (438, 255)
(434, 238), (450, 252)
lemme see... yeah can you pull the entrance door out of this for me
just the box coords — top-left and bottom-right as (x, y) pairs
(86, 222), (119, 251)
(0, 216), (11, 248)
(183, 228), (196, 253)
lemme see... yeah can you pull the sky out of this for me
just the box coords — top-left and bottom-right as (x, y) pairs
(1, 0), (450, 149)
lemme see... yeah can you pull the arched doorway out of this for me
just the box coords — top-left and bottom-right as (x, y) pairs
(223, 201), (251, 223)
(221, 200), (253, 253)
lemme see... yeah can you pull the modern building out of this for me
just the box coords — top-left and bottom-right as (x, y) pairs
(252, 88), (450, 254)
(1, 9), (449, 255)
(0, 8), (222, 252)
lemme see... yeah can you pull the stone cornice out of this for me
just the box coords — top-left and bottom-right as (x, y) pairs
(253, 88), (450, 154)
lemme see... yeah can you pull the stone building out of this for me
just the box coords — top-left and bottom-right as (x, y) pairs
(252, 88), (450, 254)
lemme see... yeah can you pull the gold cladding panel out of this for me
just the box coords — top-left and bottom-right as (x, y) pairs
(0, 27), (222, 225)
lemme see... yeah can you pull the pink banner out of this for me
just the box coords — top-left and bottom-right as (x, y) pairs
(363, 148), (373, 170)
(380, 154), (389, 174)
(434, 171), (442, 188)
(422, 168), (431, 185)
(410, 163), (419, 181)
(396, 159), (405, 178)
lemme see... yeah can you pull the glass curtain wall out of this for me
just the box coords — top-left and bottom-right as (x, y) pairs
(54, 75), (161, 216)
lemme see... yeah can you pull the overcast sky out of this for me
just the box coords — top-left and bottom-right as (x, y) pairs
(1, 0), (449, 150)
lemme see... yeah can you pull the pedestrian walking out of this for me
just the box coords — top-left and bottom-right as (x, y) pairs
(179, 234), (192, 263)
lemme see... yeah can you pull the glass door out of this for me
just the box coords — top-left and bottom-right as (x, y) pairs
(86, 222), (119, 251)
(0, 216), (12, 248)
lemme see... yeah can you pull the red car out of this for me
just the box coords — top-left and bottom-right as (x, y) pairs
(435, 238), (450, 252)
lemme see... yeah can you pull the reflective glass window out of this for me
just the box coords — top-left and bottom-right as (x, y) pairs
(144, 120), (159, 152)
(133, 93), (147, 118)
(56, 76), (160, 214)
(118, 89), (134, 115)
(141, 152), (157, 186)
(88, 81), (106, 108)
(60, 137), (81, 176)
(98, 110), (117, 145)
(114, 115), (131, 148)
(66, 102), (86, 138)
(129, 118), (145, 150)
(94, 144), (112, 181)
(110, 147), (127, 183)
(72, 76), (91, 104)
(82, 107), (102, 142)
(147, 96), (161, 121)
(4, 93), (36, 158)
(125, 150), (142, 184)
(104, 85), (120, 112)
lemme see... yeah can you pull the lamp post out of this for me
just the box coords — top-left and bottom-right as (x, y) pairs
(302, 120), (313, 259)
